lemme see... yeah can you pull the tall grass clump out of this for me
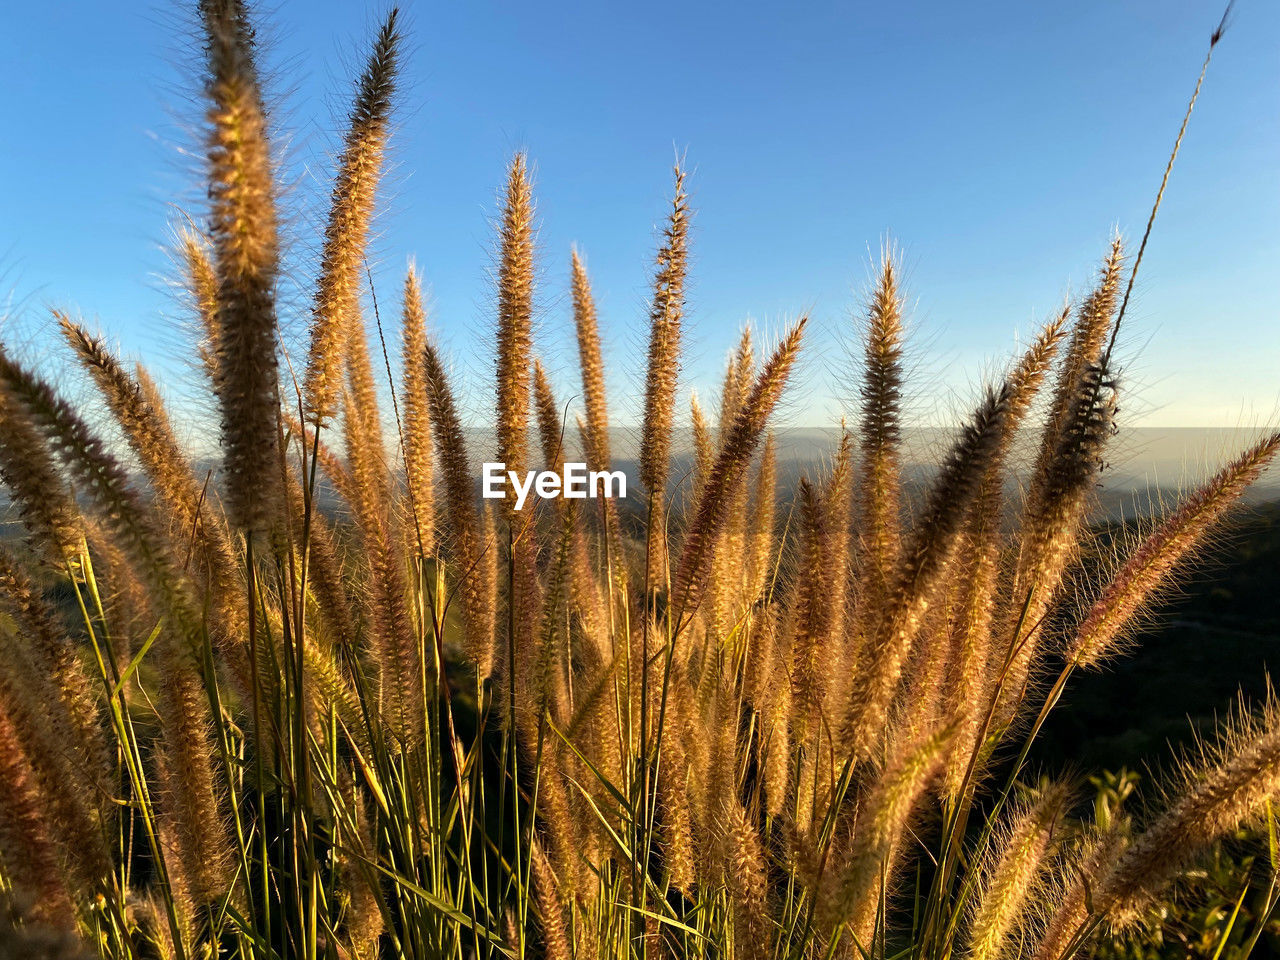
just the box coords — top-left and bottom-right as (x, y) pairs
(3, 3), (1278, 959)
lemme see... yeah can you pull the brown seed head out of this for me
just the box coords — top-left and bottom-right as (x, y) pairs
(495, 152), (536, 507)
(303, 10), (400, 424)
(1071, 431), (1280, 667)
(201, 0), (283, 534)
(571, 248), (610, 472)
(400, 267), (436, 555)
(671, 317), (805, 622)
(638, 165), (690, 500)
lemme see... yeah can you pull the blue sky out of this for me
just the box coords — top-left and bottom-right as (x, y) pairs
(1, 0), (1277, 433)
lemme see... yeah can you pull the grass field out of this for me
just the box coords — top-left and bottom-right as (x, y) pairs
(2, 3), (1279, 959)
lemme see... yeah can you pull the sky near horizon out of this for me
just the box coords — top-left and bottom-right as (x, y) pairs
(1, 0), (1278, 435)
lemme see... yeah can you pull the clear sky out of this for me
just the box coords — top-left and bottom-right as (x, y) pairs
(1, 0), (1277, 434)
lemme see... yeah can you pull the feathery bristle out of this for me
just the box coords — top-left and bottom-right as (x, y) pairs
(690, 392), (713, 500)
(790, 477), (837, 736)
(1012, 244), (1125, 623)
(817, 431), (855, 704)
(0, 352), (195, 627)
(1000, 290), (1121, 699)
(845, 384), (1010, 757)
(999, 358), (1117, 721)
(828, 722), (957, 945)
(1096, 697), (1280, 922)
(302, 10), (400, 425)
(725, 791), (770, 960)
(1030, 824), (1129, 960)
(720, 328), (755, 435)
(177, 227), (223, 387)
(360, 521), (422, 746)
(1032, 241), (1124, 489)
(152, 637), (235, 907)
(0, 702), (74, 926)
(0, 389), (81, 562)
(495, 152), (536, 503)
(570, 249), (627, 594)
(422, 339), (497, 678)
(1070, 431), (1280, 668)
(942, 315), (1069, 794)
(700, 376), (751, 648)
(400, 267), (436, 557)
(940, 529), (1000, 799)
(492, 154), (539, 682)
(638, 165), (690, 495)
(337, 347), (421, 743)
(201, 0), (283, 534)
(1006, 307), (1071, 430)
(0, 545), (112, 814)
(523, 514), (573, 730)
(570, 249), (629, 609)
(334, 767), (384, 958)
(855, 252), (906, 622)
(341, 315), (391, 529)
(0, 357), (238, 888)
(965, 782), (1069, 960)
(311, 22), (404, 720)
(533, 358), (564, 470)
(761, 626), (794, 819)
(658, 702), (698, 894)
(637, 166), (690, 580)
(744, 433), (779, 605)
(671, 318), (806, 621)
(0, 639), (110, 905)
(58, 315), (242, 624)
(336, 282), (417, 743)
(12, 334), (261, 706)
(530, 841), (573, 960)
(571, 248), (609, 472)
